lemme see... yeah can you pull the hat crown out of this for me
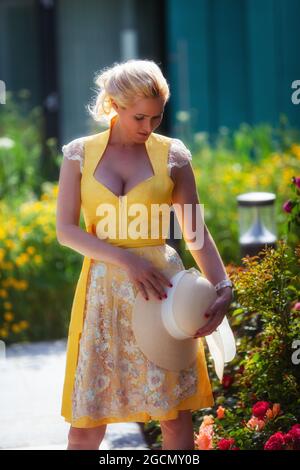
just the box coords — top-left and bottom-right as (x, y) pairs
(171, 269), (217, 337)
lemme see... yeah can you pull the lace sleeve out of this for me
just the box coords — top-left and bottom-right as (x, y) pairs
(167, 138), (192, 177)
(61, 137), (85, 173)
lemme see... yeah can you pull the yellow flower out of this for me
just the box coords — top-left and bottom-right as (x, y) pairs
(16, 280), (29, 290)
(282, 167), (296, 185)
(0, 329), (8, 338)
(15, 253), (30, 267)
(5, 240), (15, 249)
(2, 261), (14, 270)
(0, 248), (5, 262)
(34, 255), (42, 264)
(4, 312), (14, 322)
(290, 144), (300, 159)
(26, 246), (36, 255)
(11, 324), (21, 334)
(4, 301), (12, 310)
(0, 289), (8, 298)
(18, 227), (30, 238)
(19, 321), (29, 330)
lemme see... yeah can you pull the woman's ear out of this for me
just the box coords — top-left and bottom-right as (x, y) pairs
(110, 98), (118, 112)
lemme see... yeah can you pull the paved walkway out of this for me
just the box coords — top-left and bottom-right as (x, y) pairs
(0, 339), (149, 450)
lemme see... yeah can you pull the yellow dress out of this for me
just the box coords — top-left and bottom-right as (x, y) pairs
(60, 116), (214, 428)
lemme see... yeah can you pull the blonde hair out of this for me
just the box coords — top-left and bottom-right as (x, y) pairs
(87, 59), (170, 123)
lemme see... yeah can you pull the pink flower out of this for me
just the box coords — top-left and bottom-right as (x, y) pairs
(292, 176), (300, 189)
(252, 401), (270, 418)
(264, 432), (286, 450)
(282, 200), (294, 213)
(246, 416), (266, 431)
(292, 302), (300, 311)
(218, 438), (236, 450)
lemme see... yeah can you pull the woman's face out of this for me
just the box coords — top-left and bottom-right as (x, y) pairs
(112, 96), (165, 143)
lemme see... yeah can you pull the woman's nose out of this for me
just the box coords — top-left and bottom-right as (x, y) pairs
(143, 121), (153, 133)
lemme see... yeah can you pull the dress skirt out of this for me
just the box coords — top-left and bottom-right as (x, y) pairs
(66, 243), (214, 428)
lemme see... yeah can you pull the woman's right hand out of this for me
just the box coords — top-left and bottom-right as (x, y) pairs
(122, 252), (173, 301)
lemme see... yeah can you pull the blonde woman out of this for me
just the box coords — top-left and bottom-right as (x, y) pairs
(56, 59), (233, 450)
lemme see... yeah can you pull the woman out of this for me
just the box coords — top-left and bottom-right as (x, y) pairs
(56, 59), (233, 450)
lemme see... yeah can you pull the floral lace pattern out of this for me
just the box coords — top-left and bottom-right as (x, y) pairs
(62, 136), (192, 176)
(71, 244), (203, 423)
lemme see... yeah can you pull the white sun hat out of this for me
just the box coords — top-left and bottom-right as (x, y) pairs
(132, 267), (236, 381)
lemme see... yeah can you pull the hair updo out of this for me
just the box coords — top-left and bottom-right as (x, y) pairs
(87, 59), (170, 124)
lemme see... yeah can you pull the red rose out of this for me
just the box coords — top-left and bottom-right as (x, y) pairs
(218, 438), (235, 450)
(285, 424), (300, 450)
(252, 401), (270, 418)
(290, 424), (300, 431)
(222, 374), (234, 389)
(264, 432), (285, 450)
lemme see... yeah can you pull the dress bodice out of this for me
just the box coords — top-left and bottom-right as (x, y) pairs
(62, 115), (193, 248)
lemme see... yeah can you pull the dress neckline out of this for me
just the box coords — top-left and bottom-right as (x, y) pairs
(92, 115), (155, 199)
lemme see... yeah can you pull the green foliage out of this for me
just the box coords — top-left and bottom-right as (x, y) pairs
(231, 240), (300, 412)
(0, 184), (83, 344)
(178, 117), (300, 266)
(190, 239), (300, 450)
(0, 90), (59, 204)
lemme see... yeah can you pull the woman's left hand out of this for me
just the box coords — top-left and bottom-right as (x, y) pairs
(193, 287), (233, 338)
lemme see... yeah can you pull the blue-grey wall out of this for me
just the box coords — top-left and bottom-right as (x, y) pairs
(166, 0), (300, 137)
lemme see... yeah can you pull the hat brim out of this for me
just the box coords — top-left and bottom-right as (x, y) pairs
(132, 292), (200, 372)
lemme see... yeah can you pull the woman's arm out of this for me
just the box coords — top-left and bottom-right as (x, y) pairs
(171, 163), (230, 287)
(55, 156), (130, 268)
(171, 162), (232, 336)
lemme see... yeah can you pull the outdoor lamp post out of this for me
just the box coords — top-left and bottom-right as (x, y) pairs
(237, 192), (277, 258)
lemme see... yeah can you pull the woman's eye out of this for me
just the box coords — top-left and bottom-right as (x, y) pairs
(135, 117), (143, 121)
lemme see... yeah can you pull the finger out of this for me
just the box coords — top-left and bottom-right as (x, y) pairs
(136, 281), (149, 301)
(143, 279), (165, 300)
(148, 273), (169, 299)
(193, 311), (224, 337)
(203, 299), (222, 319)
(153, 270), (173, 288)
(194, 317), (224, 338)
